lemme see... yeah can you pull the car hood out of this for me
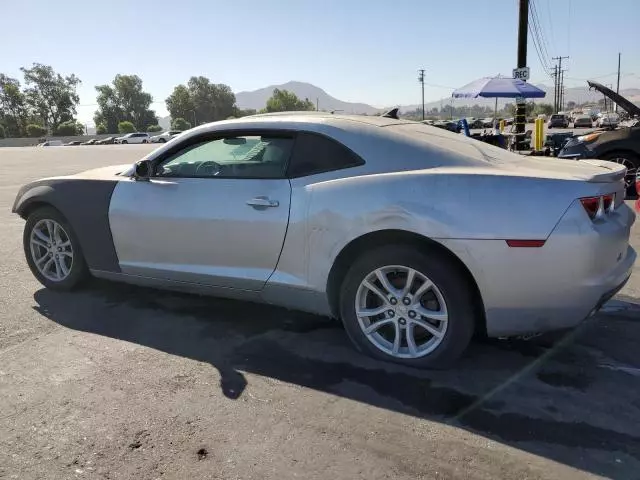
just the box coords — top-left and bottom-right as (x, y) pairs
(588, 80), (640, 117)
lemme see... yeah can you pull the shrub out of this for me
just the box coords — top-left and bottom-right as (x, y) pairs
(26, 124), (47, 137)
(96, 123), (107, 134)
(171, 117), (191, 131)
(147, 124), (162, 132)
(118, 121), (136, 134)
(55, 120), (84, 136)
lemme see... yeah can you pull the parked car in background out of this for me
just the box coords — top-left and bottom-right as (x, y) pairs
(150, 130), (183, 143)
(81, 139), (98, 146)
(573, 115), (593, 128)
(96, 136), (118, 145)
(537, 113), (548, 121)
(433, 120), (461, 133)
(65, 141), (82, 146)
(482, 117), (494, 128)
(467, 118), (484, 129)
(596, 113), (620, 129)
(548, 114), (570, 128)
(38, 140), (64, 147)
(115, 133), (150, 144)
(12, 112), (635, 368)
(559, 81), (640, 196)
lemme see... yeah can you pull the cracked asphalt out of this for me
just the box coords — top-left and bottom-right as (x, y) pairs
(1, 145), (639, 479)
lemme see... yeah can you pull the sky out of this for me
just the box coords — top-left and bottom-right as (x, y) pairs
(3, 0), (639, 124)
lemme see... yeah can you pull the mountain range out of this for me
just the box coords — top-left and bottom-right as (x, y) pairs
(153, 81), (640, 131)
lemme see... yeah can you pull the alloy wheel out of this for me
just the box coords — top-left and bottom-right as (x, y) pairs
(610, 157), (637, 188)
(354, 265), (448, 359)
(29, 219), (74, 282)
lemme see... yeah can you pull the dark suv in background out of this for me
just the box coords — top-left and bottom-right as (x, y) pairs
(548, 114), (570, 128)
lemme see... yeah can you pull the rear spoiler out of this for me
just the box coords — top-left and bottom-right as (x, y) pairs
(580, 159), (627, 183)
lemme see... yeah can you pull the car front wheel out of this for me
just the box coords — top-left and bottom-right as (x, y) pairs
(159, 138), (166, 143)
(23, 207), (88, 290)
(339, 245), (475, 368)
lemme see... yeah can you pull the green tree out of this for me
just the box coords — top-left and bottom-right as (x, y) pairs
(55, 120), (84, 136)
(20, 63), (80, 130)
(166, 77), (236, 125)
(26, 124), (47, 137)
(0, 124), (5, 138)
(0, 74), (28, 137)
(118, 121), (136, 134)
(534, 103), (554, 116)
(171, 117), (191, 130)
(94, 74), (157, 134)
(147, 124), (162, 132)
(566, 101), (577, 110)
(234, 107), (256, 118)
(263, 88), (315, 113)
(96, 123), (107, 134)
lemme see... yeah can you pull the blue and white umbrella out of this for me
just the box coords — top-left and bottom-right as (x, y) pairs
(452, 76), (546, 128)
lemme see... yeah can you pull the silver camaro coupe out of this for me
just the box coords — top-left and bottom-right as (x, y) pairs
(13, 113), (636, 368)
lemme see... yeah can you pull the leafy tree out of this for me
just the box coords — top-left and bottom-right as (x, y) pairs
(147, 124), (162, 132)
(96, 123), (107, 134)
(20, 63), (80, 130)
(171, 117), (191, 131)
(54, 120), (84, 136)
(94, 75), (157, 134)
(234, 107), (256, 118)
(566, 101), (577, 110)
(166, 77), (236, 125)
(118, 121), (136, 134)
(263, 89), (315, 112)
(0, 124), (5, 138)
(0, 74), (28, 137)
(26, 124), (47, 137)
(534, 103), (554, 116)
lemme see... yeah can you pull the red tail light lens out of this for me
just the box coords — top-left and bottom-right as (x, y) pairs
(580, 197), (600, 219)
(506, 240), (546, 247)
(602, 194), (614, 211)
(580, 193), (616, 220)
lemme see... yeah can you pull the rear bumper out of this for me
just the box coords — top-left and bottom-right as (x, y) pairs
(440, 201), (636, 337)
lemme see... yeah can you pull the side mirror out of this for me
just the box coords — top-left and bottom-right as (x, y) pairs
(133, 160), (152, 180)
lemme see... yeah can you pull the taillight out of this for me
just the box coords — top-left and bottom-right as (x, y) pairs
(580, 193), (616, 220)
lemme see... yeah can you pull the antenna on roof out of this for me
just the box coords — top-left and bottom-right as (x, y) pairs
(381, 107), (399, 119)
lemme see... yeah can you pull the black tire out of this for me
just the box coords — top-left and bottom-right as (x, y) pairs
(600, 151), (640, 198)
(339, 245), (476, 369)
(142, 139), (147, 143)
(23, 206), (88, 291)
(159, 138), (166, 143)
(121, 140), (128, 144)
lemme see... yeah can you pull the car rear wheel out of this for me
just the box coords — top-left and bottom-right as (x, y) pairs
(142, 139), (147, 143)
(159, 138), (166, 143)
(600, 151), (639, 197)
(121, 140), (128, 144)
(339, 245), (475, 368)
(23, 207), (88, 290)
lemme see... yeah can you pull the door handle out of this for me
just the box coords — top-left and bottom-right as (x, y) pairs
(246, 197), (279, 208)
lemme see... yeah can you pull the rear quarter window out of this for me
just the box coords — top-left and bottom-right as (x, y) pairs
(287, 132), (365, 178)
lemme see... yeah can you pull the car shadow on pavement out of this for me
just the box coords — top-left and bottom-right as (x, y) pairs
(33, 280), (640, 478)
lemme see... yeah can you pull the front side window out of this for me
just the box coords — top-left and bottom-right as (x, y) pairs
(156, 134), (294, 179)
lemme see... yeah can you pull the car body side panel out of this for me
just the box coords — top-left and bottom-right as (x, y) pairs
(13, 178), (121, 273)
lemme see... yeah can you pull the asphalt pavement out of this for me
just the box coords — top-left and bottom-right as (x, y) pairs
(1, 145), (639, 479)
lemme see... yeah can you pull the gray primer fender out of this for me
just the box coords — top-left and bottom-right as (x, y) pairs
(13, 178), (121, 273)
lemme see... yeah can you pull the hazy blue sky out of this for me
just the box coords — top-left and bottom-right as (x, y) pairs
(4, 0), (639, 123)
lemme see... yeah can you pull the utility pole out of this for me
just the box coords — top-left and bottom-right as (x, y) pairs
(418, 69), (425, 120)
(553, 64), (558, 112)
(514, 0), (529, 143)
(559, 69), (565, 111)
(615, 52), (621, 113)
(552, 56), (569, 113)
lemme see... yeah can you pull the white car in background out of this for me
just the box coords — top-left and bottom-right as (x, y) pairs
(596, 113), (619, 128)
(150, 130), (183, 143)
(114, 133), (150, 144)
(37, 140), (64, 147)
